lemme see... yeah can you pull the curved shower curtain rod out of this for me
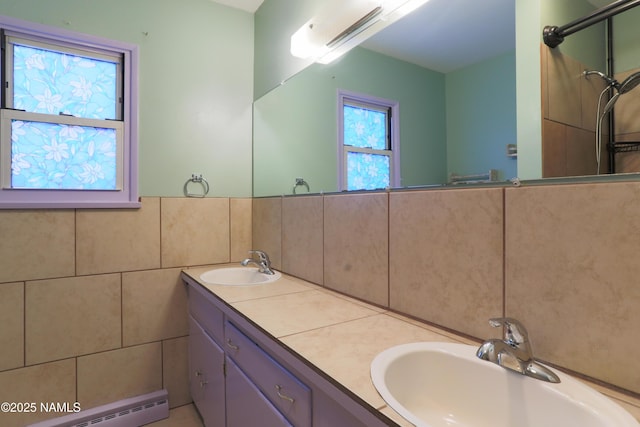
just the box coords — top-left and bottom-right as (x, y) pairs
(543, 0), (640, 48)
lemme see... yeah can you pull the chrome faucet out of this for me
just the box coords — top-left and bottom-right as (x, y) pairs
(476, 317), (560, 383)
(240, 250), (276, 275)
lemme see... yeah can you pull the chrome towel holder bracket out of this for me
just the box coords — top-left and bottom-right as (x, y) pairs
(184, 174), (210, 198)
(292, 177), (310, 194)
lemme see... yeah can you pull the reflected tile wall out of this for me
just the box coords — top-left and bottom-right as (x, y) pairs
(282, 196), (323, 284)
(324, 193), (388, 306)
(505, 182), (640, 394)
(545, 48), (582, 129)
(541, 45), (609, 177)
(616, 132), (640, 173)
(389, 188), (504, 339)
(614, 68), (640, 136)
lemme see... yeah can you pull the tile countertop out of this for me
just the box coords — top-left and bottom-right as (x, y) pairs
(182, 265), (640, 426)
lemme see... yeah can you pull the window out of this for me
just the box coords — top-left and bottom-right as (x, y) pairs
(0, 16), (138, 208)
(338, 90), (399, 191)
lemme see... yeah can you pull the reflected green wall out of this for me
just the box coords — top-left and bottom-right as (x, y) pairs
(254, 0), (316, 99)
(253, 47), (447, 196)
(614, 7), (640, 72)
(0, 0), (254, 197)
(446, 51), (517, 181)
(541, 0), (606, 70)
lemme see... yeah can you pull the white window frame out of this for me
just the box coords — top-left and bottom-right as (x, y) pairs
(337, 89), (400, 191)
(0, 15), (139, 209)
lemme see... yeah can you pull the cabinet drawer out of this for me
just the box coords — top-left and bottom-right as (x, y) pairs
(226, 357), (293, 427)
(225, 321), (311, 427)
(188, 283), (224, 343)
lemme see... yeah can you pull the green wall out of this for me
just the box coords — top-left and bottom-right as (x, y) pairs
(446, 51), (517, 181)
(253, 47), (447, 196)
(0, 0), (255, 197)
(613, 7), (640, 73)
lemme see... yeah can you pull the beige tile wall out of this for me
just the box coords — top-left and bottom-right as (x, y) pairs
(0, 197), (252, 427)
(252, 197), (283, 269)
(324, 193), (389, 306)
(505, 182), (640, 393)
(282, 196), (323, 284)
(389, 188), (504, 339)
(257, 182), (640, 397)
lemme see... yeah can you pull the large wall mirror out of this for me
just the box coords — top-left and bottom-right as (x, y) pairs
(253, 0), (640, 197)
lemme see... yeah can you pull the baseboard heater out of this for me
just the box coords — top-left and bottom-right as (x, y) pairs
(27, 389), (169, 427)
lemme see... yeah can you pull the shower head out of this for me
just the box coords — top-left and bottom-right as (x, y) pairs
(618, 71), (640, 94)
(601, 71), (640, 116)
(584, 70), (618, 89)
(602, 93), (620, 117)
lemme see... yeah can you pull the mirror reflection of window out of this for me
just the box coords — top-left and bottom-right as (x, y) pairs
(338, 90), (399, 191)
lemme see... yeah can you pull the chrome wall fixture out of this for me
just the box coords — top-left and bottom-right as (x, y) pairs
(184, 174), (210, 198)
(292, 177), (310, 194)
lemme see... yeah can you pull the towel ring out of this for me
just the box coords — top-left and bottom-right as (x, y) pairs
(292, 178), (310, 194)
(184, 174), (210, 198)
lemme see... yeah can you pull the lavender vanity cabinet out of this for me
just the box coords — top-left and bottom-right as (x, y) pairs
(184, 275), (395, 427)
(188, 315), (225, 427)
(225, 321), (311, 426)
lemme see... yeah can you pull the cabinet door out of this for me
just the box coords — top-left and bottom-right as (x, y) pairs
(226, 357), (293, 427)
(189, 316), (225, 427)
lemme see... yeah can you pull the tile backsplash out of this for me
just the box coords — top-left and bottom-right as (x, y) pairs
(0, 197), (252, 427)
(254, 182), (640, 398)
(3, 182), (640, 425)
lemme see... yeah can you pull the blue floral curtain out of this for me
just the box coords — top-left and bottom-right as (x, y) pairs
(346, 152), (390, 191)
(343, 104), (390, 190)
(343, 105), (387, 149)
(10, 43), (118, 190)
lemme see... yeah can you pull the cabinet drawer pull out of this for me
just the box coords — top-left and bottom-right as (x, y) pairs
(226, 339), (239, 350)
(195, 370), (203, 377)
(275, 384), (295, 404)
(200, 380), (208, 388)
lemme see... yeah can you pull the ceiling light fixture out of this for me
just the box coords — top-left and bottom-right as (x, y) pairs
(291, 0), (430, 64)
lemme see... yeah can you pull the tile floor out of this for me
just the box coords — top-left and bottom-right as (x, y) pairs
(146, 404), (203, 427)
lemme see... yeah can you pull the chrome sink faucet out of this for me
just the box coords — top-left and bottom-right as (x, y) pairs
(476, 317), (560, 383)
(240, 250), (276, 275)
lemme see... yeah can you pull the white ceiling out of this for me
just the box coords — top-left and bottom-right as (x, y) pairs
(210, 0), (264, 13)
(211, 0), (611, 73)
(361, 0), (516, 73)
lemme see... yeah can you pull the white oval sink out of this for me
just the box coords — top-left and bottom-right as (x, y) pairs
(371, 342), (639, 427)
(199, 267), (281, 286)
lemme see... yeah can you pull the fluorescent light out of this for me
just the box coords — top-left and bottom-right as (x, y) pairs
(290, 0), (430, 64)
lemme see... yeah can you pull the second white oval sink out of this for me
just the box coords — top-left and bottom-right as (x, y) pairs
(199, 267), (281, 286)
(371, 342), (639, 427)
